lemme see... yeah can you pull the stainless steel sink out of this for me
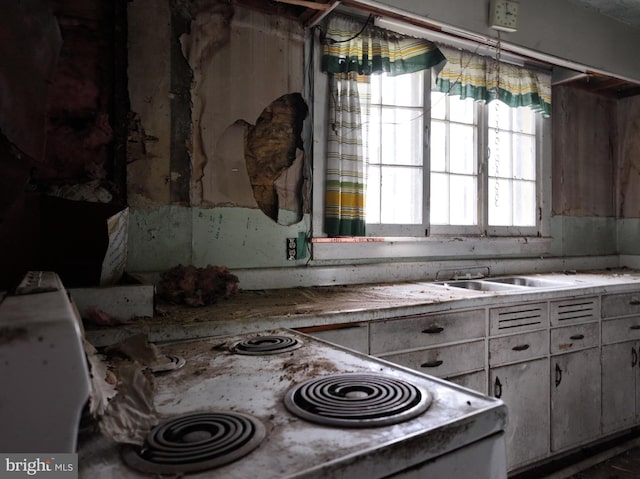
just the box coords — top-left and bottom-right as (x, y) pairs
(434, 280), (524, 291)
(483, 276), (572, 288)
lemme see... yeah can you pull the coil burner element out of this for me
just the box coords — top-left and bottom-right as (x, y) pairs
(231, 335), (302, 355)
(284, 373), (432, 427)
(121, 412), (266, 474)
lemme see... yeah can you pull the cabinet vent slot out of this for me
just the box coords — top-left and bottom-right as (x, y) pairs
(556, 301), (596, 322)
(496, 307), (544, 330)
(551, 297), (599, 325)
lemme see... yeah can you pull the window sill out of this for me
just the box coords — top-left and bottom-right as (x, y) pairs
(311, 235), (552, 261)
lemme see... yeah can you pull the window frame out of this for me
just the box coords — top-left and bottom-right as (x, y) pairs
(363, 70), (545, 238)
(308, 26), (552, 262)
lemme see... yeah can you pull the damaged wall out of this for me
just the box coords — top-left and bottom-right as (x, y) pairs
(617, 95), (640, 255)
(549, 85), (618, 257)
(126, 1), (310, 272)
(183, 4), (307, 224)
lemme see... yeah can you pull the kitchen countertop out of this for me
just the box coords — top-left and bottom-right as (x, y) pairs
(83, 270), (640, 347)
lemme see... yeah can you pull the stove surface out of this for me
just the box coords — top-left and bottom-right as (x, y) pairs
(79, 329), (506, 478)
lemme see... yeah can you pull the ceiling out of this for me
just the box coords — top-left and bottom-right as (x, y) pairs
(568, 0), (640, 29)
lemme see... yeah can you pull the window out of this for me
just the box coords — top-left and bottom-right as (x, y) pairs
(363, 70), (543, 237)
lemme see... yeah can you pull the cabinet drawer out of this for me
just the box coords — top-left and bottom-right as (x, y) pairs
(377, 340), (485, 378)
(303, 323), (369, 354)
(447, 370), (487, 395)
(550, 297), (600, 326)
(602, 292), (640, 318)
(550, 323), (599, 354)
(490, 302), (548, 335)
(489, 330), (548, 366)
(602, 317), (640, 345)
(370, 309), (485, 355)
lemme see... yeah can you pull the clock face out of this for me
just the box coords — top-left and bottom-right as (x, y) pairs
(491, 0), (519, 32)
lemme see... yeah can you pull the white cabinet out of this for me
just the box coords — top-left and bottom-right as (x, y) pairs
(601, 340), (639, 433)
(357, 286), (640, 474)
(549, 296), (601, 452)
(371, 309), (486, 392)
(550, 347), (601, 451)
(488, 303), (550, 471)
(601, 293), (640, 434)
(490, 358), (549, 469)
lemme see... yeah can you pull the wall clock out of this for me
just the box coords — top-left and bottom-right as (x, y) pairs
(489, 0), (520, 32)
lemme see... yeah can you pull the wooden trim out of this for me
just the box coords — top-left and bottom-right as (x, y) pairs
(274, 0), (332, 10)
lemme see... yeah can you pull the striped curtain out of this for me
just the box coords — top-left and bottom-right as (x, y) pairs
(322, 15), (445, 236)
(435, 45), (552, 117)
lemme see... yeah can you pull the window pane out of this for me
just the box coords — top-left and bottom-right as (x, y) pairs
(514, 106), (535, 134)
(450, 96), (475, 124)
(380, 166), (422, 223)
(431, 92), (446, 120)
(449, 174), (477, 225)
(381, 107), (423, 166)
(366, 165), (381, 224)
(513, 180), (536, 226)
(366, 106), (381, 165)
(381, 71), (423, 107)
(450, 124), (475, 174)
(488, 129), (512, 178)
(430, 121), (446, 172)
(488, 178), (513, 226)
(513, 134), (535, 180)
(430, 172), (450, 225)
(488, 100), (511, 129)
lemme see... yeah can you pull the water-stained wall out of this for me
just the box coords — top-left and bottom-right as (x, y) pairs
(550, 85), (619, 257)
(617, 95), (640, 255)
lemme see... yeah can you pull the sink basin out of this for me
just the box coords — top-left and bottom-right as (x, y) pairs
(483, 276), (572, 288)
(434, 280), (524, 291)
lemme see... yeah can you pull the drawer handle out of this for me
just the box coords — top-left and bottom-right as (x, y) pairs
(422, 326), (444, 334)
(630, 325), (640, 330)
(421, 360), (443, 368)
(633, 347), (638, 368)
(512, 344), (530, 351)
(630, 299), (640, 306)
(569, 334), (584, 340)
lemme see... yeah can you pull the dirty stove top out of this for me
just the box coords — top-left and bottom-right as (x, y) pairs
(79, 329), (506, 478)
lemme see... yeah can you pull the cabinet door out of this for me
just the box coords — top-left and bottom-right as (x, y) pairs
(490, 358), (549, 471)
(601, 341), (637, 434)
(551, 348), (601, 451)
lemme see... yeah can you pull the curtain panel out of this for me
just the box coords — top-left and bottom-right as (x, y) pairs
(321, 15), (445, 237)
(435, 45), (552, 117)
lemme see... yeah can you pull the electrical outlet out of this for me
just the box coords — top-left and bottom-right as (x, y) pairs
(286, 237), (297, 260)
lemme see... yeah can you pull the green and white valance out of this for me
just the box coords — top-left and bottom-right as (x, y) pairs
(435, 45), (552, 117)
(322, 15), (446, 77)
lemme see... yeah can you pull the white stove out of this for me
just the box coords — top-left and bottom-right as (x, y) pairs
(1, 273), (508, 478)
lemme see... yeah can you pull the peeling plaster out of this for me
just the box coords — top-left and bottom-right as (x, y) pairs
(179, 0), (234, 205)
(245, 92), (308, 223)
